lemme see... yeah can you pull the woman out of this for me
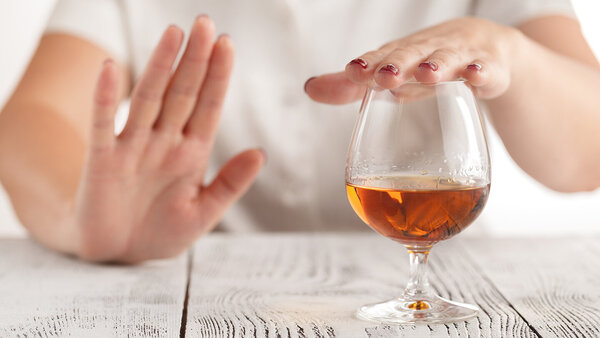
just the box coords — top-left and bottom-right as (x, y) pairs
(0, 0), (598, 262)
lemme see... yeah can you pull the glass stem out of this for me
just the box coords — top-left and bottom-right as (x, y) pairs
(403, 246), (433, 300)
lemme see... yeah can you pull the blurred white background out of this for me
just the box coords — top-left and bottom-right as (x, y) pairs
(0, 0), (599, 237)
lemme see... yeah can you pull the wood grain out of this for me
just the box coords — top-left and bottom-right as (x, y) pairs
(466, 237), (600, 338)
(185, 233), (538, 337)
(0, 238), (187, 337)
(3, 234), (597, 337)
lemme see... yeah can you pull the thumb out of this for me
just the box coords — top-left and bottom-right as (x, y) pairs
(199, 148), (265, 227)
(304, 71), (367, 105)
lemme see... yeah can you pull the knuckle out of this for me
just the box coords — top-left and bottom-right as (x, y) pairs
(185, 132), (212, 147)
(431, 48), (460, 60)
(212, 176), (238, 204)
(390, 47), (412, 56)
(412, 45), (429, 57)
(184, 53), (210, 66)
(205, 99), (222, 112)
(154, 121), (181, 135)
(220, 176), (238, 196)
(92, 118), (114, 130)
(200, 95), (224, 112)
(120, 127), (151, 143)
(89, 143), (113, 155)
(94, 95), (115, 107)
(363, 50), (386, 60)
(149, 59), (173, 72)
(205, 68), (230, 83)
(134, 88), (163, 103)
(170, 83), (199, 99)
(389, 45), (428, 62)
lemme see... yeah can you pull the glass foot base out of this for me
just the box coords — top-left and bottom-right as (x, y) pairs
(356, 296), (479, 324)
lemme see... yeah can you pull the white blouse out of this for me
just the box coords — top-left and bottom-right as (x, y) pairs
(6, 0), (593, 236)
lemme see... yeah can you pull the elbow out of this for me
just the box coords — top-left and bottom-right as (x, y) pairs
(545, 181), (599, 193)
(536, 159), (600, 193)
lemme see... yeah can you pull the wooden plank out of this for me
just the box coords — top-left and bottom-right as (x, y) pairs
(465, 237), (600, 338)
(186, 233), (537, 337)
(0, 238), (188, 337)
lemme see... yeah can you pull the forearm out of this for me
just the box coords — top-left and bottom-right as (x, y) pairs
(0, 33), (131, 257)
(486, 31), (600, 192)
(0, 102), (83, 254)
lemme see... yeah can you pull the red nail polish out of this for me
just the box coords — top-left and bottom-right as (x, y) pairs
(349, 58), (368, 69)
(419, 62), (438, 71)
(467, 63), (482, 71)
(304, 76), (316, 93)
(378, 64), (399, 76)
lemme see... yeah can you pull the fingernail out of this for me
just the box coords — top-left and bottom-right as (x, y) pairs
(419, 62), (438, 71)
(304, 76), (316, 93)
(217, 34), (232, 46)
(466, 63), (482, 71)
(196, 14), (209, 20)
(166, 24), (183, 37)
(103, 58), (114, 65)
(348, 58), (368, 69)
(258, 148), (268, 164)
(378, 64), (399, 76)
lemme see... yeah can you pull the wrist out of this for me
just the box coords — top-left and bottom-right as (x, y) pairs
(502, 25), (531, 88)
(25, 205), (81, 257)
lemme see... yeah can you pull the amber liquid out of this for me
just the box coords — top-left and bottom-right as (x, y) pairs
(347, 176), (489, 246)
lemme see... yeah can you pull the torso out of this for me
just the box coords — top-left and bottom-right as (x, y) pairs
(119, 0), (476, 231)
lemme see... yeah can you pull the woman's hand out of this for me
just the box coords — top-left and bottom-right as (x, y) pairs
(306, 17), (523, 103)
(307, 15), (600, 192)
(74, 17), (264, 262)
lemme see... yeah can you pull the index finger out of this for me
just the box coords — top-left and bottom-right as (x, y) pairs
(304, 72), (367, 105)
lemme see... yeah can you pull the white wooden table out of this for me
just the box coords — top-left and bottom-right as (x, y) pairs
(0, 233), (599, 337)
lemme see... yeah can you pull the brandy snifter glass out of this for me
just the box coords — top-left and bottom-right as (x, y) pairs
(346, 81), (491, 324)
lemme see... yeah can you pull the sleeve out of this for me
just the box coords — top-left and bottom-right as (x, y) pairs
(474, 0), (576, 27)
(45, 0), (130, 64)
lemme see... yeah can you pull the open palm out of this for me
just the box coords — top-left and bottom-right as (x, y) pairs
(76, 17), (264, 262)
